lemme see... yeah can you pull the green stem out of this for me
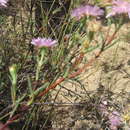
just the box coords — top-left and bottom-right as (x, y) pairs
(36, 49), (45, 81)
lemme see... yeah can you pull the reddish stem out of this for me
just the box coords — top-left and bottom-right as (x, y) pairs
(0, 114), (21, 130)
(38, 77), (65, 97)
(72, 52), (85, 69)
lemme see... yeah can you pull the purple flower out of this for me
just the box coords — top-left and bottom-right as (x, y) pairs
(71, 5), (85, 20)
(106, 0), (130, 18)
(98, 100), (109, 116)
(0, 0), (8, 7)
(71, 5), (104, 20)
(108, 111), (122, 130)
(31, 37), (57, 48)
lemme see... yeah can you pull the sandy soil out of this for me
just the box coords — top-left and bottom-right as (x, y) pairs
(50, 24), (130, 129)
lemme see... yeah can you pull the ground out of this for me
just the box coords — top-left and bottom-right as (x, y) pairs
(49, 24), (130, 130)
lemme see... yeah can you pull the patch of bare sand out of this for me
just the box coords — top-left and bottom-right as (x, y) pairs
(81, 40), (130, 93)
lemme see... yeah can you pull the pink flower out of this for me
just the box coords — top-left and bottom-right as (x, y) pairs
(98, 101), (109, 116)
(31, 37), (57, 48)
(108, 111), (122, 130)
(106, 0), (130, 18)
(0, 0), (8, 7)
(71, 5), (104, 20)
(71, 6), (85, 20)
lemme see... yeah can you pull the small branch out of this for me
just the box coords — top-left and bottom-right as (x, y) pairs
(38, 77), (65, 97)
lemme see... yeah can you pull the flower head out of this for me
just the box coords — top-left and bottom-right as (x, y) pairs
(108, 111), (122, 130)
(106, 0), (130, 18)
(31, 37), (57, 48)
(71, 5), (85, 20)
(71, 5), (104, 20)
(0, 0), (8, 7)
